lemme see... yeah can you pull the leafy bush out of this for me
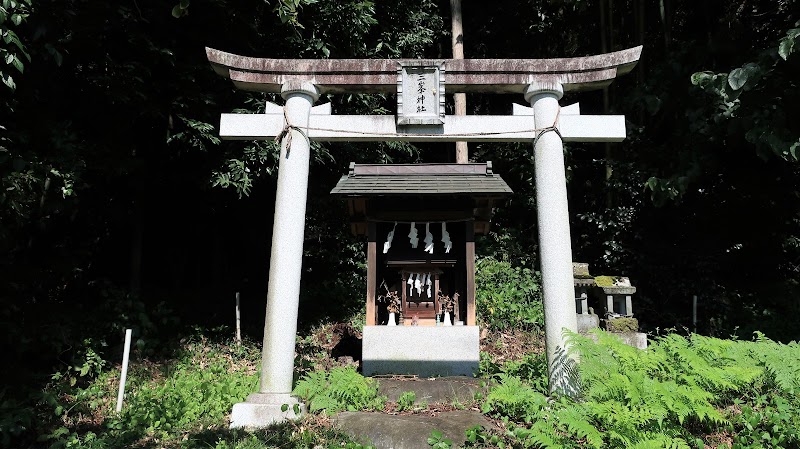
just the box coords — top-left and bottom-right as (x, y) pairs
(293, 366), (385, 413)
(475, 257), (543, 331)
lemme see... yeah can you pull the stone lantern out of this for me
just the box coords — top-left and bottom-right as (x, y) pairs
(595, 276), (636, 318)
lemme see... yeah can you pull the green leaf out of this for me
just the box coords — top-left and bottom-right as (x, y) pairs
(10, 12), (20, 25)
(10, 54), (22, 72)
(690, 71), (715, 86)
(778, 31), (797, 61)
(779, 40), (792, 60)
(280, 403), (288, 412)
(171, 4), (183, 18)
(728, 67), (749, 90)
(1, 71), (15, 90)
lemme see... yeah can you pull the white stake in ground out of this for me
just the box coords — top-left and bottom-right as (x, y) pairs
(236, 291), (242, 345)
(115, 328), (132, 413)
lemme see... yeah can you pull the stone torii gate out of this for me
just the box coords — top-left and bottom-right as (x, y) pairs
(206, 46), (641, 427)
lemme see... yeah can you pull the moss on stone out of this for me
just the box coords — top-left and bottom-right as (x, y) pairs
(594, 275), (617, 287)
(605, 317), (639, 333)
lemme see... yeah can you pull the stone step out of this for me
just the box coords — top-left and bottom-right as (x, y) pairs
(375, 376), (485, 404)
(331, 377), (490, 449)
(335, 410), (491, 449)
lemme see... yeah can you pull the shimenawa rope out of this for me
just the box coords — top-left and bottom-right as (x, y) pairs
(275, 105), (562, 155)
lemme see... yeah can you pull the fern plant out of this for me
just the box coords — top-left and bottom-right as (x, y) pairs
(292, 366), (385, 414)
(480, 330), (800, 448)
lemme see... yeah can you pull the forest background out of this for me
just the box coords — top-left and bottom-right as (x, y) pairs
(1, 0), (799, 435)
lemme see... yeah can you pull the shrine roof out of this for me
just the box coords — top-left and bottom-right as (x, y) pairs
(330, 162), (512, 197)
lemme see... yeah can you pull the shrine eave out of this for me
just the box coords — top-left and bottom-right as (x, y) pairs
(329, 162), (513, 197)
(205, 46), (642, 94)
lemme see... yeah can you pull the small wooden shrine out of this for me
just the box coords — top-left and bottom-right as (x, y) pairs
(331, 161), (511, 376)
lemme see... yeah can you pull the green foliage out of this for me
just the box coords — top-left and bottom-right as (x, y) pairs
(292, 366), (384, 414)
(427, 430), (453, 449)
(21, 332), (382, 449)
(462, 425), (507, 448)
(778, 27), (800, 61)
(480, 331), (800, 449)
(479, 351), (548, 395)
(119, 344), (256, 434)
(475, 257), (543, 332)
(0, 0), (31, 91)
(482, 374), (548, 424)
(31, 336), (260, 448)
(396, 391), (416, 412)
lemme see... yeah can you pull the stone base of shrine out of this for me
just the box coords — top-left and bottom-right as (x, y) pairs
(229, 393), (306, 428)
(362, 326), (480, 377)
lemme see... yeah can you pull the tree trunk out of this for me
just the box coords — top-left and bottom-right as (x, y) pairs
(450, 0), (468, 163)
(600, 0), (613, 207)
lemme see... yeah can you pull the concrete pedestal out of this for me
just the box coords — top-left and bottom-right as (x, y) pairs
(230, 393), (306, 428)
(362, 326), (480, 377)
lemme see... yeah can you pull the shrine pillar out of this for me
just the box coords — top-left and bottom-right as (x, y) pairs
(231, 80), (319, 427)
(524, 81), (579, 396)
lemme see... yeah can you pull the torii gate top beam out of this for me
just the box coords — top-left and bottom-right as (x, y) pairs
(205, 46), (642, 94)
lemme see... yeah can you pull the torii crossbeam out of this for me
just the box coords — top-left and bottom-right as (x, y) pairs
(206, 46), (642, 427)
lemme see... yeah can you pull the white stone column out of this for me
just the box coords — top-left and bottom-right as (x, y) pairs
(525, 81), (579, 396)
(230, 80), (319, 428)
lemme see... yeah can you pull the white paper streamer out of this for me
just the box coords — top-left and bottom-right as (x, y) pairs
(408, 222), (419, 248)
(414, 273), (422, 295)
(407, 272), (415, 296)
(424, 222), (434, 254)
(383, 222), (397, 254)
(441, 222), (452, 253)
(425, 273), (432, 298)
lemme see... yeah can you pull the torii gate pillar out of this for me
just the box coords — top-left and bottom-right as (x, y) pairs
(230, 81), (319, 427)
(526, 81), (579, 395)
